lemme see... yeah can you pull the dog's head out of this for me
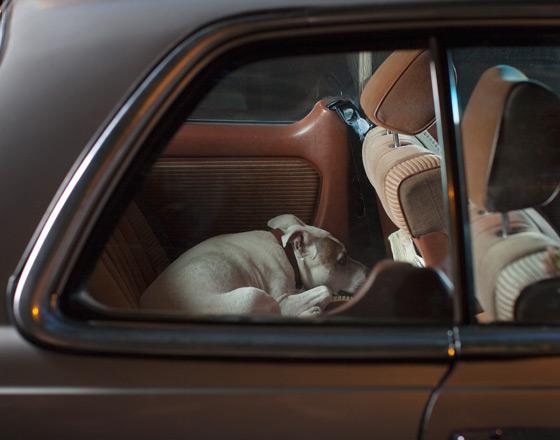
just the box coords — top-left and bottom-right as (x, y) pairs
(268, 214), (367, 294)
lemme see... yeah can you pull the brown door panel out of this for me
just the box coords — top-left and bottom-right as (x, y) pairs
(424, 358), (560, 439)
(1, 328), (446, 439)
(4, 392), (427, 439)
(426, 390), (560, 439)
(143, 101), (350, 252)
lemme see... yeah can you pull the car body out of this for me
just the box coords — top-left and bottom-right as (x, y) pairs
(2, 0), (560, 438)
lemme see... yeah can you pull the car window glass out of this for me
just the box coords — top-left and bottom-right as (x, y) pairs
(71, 47), (454, 324)
(188, 52), (392, 123)
(452, 46), (560, 324)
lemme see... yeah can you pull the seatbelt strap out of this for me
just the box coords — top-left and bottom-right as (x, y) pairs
(415, 129), (441, 155)
(327, 98), (387, 262)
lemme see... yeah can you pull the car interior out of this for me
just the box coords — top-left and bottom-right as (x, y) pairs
(72, 44), (560, 324)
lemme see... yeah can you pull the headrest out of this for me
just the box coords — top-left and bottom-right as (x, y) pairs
(516, 278), (560, 323)
(463, 65), (560, 212)
(360, 49), (435, 135)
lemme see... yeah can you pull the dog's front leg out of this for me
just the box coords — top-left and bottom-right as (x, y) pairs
(277, 285), (333, 317)
(216, 287), (281, 315)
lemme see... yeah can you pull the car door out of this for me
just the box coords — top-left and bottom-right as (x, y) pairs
(0, 1), (486, 439)
(423, 24), (560, 440)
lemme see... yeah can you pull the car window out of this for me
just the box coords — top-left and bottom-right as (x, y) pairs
(452, 46), (560, 324)
(188, 52), (394, 123)
(67, 46), (454, 324)
(188, 53), (362, 123)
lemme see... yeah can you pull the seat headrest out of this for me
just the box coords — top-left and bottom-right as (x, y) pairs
(359, 49), (435, 135)
(463, 65), (560, 213)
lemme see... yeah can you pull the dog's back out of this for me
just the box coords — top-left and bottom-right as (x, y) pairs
(140, 231), (295, 311)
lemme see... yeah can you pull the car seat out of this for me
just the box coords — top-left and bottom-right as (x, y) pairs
(360, 49), (447, 267)
(462, 65), (560, 321)
(87, 202), (169, 309)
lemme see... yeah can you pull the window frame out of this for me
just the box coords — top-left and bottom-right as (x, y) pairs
(0, 0), (10, 65)
(438, 27), (560, 357)
(12, 5), (560, 360)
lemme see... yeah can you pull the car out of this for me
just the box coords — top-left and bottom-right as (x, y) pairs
(3, 0), (560, 438)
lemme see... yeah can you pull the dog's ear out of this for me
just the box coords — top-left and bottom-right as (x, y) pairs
(282, 228), (309, 259)
(267, 214), (306, 232)
(284, 229), (304, 252)
(281, 226), (304, 248)
(280, 225), (330, 259)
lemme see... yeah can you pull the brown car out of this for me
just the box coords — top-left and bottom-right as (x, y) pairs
(2, 0), (560, 438)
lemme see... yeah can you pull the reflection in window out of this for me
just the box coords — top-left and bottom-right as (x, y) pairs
(454, 47), (560, 323)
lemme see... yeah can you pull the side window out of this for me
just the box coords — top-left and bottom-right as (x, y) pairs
(70, 46), (453, 323)
(452, 46), (560, 324)
(188, 53), (374, 123)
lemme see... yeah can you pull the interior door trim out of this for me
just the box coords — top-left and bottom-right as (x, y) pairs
(161, 100), (350, 243)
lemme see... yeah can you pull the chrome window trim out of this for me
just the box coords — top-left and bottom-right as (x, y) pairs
(9, 4), (560, 359)
(0, 0), (12, 66)
(458, 326), (560, 358)
(429, 37), (476, 324)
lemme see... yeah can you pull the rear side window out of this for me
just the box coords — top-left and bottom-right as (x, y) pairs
(188, 52), (390, 123)
(63, 45), (453, 326)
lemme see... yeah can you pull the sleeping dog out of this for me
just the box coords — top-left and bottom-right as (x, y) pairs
(140, 214), (367, 317)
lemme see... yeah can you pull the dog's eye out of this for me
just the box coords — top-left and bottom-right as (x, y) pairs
(337, 255), (347, 265)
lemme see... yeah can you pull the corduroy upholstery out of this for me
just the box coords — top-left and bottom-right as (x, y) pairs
(362, 128), (443, 237)
(471, 207), (560, 320)
(495, 250), (552, 321)
(87, 202), (169, 309)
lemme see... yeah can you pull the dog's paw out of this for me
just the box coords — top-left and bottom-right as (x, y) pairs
(278, 285), (333, 317)
(298, 306), (321, 317)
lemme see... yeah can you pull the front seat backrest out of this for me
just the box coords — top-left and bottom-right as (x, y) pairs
(463, 65), (560, 321)
(360, 49), (446, 266)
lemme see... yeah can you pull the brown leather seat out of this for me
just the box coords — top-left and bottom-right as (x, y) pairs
(360, 50), (447, 267)
(87, 202), (169, 309)
(463, 65), (560, 321)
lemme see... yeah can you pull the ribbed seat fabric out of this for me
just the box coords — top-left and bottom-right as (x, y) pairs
(87, 202), (169, 309)
(496, 250), (553, 320)
(362, 127), (443, 238)
(471, 209), (560, 320)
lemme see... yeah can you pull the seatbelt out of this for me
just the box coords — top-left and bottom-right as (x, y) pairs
(415, 129), (441, 155)
(327, 98), (373, 141)
(327, 98), (386, 262)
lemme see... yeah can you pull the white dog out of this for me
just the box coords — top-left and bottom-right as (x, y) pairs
(140, 214), (367, 317)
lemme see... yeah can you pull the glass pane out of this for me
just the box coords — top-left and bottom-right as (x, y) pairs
(74, 46), (453, 323)
(189, 53), (361, 123)
(452, 46), (560, 323)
